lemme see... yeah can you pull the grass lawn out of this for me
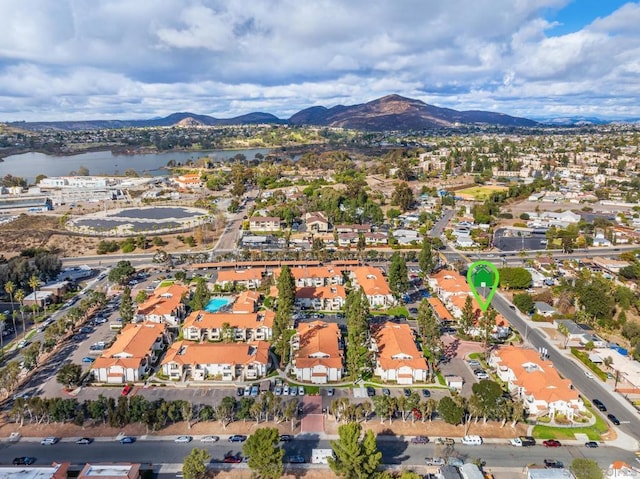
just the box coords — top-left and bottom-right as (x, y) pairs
(158, 280), (175, 288)
(371, 306), (409, 317)
(457, 185), (509, 200)
(532, 409), (609, 441)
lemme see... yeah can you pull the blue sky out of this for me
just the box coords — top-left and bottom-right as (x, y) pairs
(0, 0), (639, 122)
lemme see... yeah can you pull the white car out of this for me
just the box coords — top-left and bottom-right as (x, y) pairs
(174, 436), (193, 443)
(584, 371), (595, 379)
(40, 437), (59, 445)
(200, 435), (219, 442)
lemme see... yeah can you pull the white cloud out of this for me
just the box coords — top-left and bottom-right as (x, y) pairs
(0, 0), (638, 120)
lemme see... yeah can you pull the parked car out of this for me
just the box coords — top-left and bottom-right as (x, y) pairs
(119, 436), (135, 444)
(228, 435), (247, 443)
(543, 439), (562, 447)
(585, 441), (599, 448)
(607, 414), (621, 425)
(327, 388), (335, 396)
(236, 387), (244, 397)
(244, 385), (251, 396)
(288, 455), (305, 464)
(76, 437), (93, 445)
(82, 357), (95, 363)
(447, 457), (464, 467)
(366, 387), (376, 397)
(274, 386), (283, 396)
(425, 457), (445, 466)
(290, 386), (297, 396)
(279, 434), (293, 442)
(40, 437), (58, 445)
(382, 388), (391, 396)
(174, 436), (193, 443)
(404, 388), (411, 397)
(592, 399), (607, 411)
(200, 435), (219, 443)
(283, 384), (290, 395)
(544, 459), (564, 468)
(435, 437), (455, 446)
(298, 386), (305, 396)
(13, 457), (36, 465)
(411, 436), (429, 444)
(422, 389), (431, 398)
(121, 385), (133, 396)
(250, 385), (259, 397)
(223, 454), (242, 464)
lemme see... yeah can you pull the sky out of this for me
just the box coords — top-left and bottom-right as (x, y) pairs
(0, 0), (639, 122)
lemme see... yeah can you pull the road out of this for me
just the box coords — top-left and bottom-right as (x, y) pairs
(429, 209), (454, 238)
(0, 437), (633, 469)
(492, 292), (640, 443)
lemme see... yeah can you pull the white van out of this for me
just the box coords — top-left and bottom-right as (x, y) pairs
(461, 435), (483, 446)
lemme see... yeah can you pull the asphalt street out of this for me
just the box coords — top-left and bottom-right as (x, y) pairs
(0, 437), (632, 469)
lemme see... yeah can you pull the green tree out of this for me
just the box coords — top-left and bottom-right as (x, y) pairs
(415, 299), (441, 380)
(471, 379), (503, 421)
(242, 427), (284, 479)
(273, 265), (295, 363)
(437, 396), (465, 425)
(119, 286), (135, 325)
(345, 288), (371, 380)
(570, 458), (603, 479)
(498, 267), (532, 289)
(460, 295), (476, 333)
(57, 363), (83, 389)
(418, 237), (435, 274)
(182, 448), (210, 479)
(135, 290), (148, 304)
(390, 181), (414, 211)
(479, 307), (497, 352)
(512, 293), (534, 314)
(189, 277), (211, 311)
(388, 252), (409, 296)
(108, 260), (136, 285)
(577, 276), (615, 324)
(329, 422), (382, 479)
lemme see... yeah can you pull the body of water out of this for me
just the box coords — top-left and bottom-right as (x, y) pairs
(204, 297), (234, 313)
(0, 148), (270, 183)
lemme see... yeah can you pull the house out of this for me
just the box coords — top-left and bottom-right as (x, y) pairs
(57, 264), (93, 282)
(232, 290), (261, 313)
(249, 216), (281, 232)
(490, 345), (584, 419)
(182, 310), (274, 342)
(295, 286), (346, 311)
(428, 270), (470, 303)
(348, 266), (396, 308)
(216, 268), (264, 289)
(555, 319), (586, 340)
(392, 229), (420, 245)
(605, 462), (639, 479)
(335, 224), (371, 233)
(161, 340), (270, 381)
(275, 266), (344, 288)
(136, 283), (188, 326)
(291, 321), (344, 384)
(305, 212), (331, 233)
(534, 301), (557, 317)
(174, 173), (202, 189)
(371, 322), (428, 384)
(23, 290), (55, 307)
(78, 463), (141, 479)
(91, 323), (168, 383)
(338, 232), (359, 247)
(40, 281), (70, 299)
(364, 232), (388, 246)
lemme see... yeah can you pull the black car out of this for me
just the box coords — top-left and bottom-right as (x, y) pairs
(544, 459), (564, 469)
(366, 387), (376, 397)
(593, 399), (607, 411)
(607, 414), (621, 425)
(585, 441), (599, 448)
(229, 435), (248, 443)
(279, 434), (293, 442)
(236, 387), (244, 397)
(13, 457), (36, 466)
(404, 388), (411, 397)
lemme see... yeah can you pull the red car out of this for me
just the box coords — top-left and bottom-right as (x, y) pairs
(543, 439), (561, 447)
(121, 385), (133, 396)
(223, 455), (242, 464)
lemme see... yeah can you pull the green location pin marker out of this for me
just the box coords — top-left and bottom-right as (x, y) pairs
(467, 260), (500, 312)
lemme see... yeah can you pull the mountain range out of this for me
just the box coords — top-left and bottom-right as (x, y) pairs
(10, 94), (543, 131)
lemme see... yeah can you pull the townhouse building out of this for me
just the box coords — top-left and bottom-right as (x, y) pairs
(348, 266), (396, 308)
(182, 310), (274, 342)
(291, 321), (344, 384)
(161, 340), (270, 381)
(490, 345), (584, 419)
(136, 283), (188, 326)
(216, 268), (264, 289)
(249, 216), (281, 232)
(295, 285), (346, 311)
(274, 266), (344, 288)
(371, 322), (428, 384)
(91, 323), (169, 383)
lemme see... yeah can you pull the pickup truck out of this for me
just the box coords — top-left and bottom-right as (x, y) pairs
(510, 436), (536, 447)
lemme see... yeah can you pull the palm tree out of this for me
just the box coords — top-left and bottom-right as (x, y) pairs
(28, 275), (40, 317)
(0, 312), (5, 359)
(4, 281), (15, 316)
(14, 289), (25, 338)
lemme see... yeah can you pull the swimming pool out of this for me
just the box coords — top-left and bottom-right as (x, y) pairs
(204, 297), (233, 313)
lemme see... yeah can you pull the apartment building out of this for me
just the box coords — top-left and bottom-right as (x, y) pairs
(371, 322), (428, 384)
(291, 321), (344, 384)
(182, 310), (274, 342)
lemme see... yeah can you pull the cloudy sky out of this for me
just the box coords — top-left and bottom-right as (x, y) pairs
(0, 0), (639, 122)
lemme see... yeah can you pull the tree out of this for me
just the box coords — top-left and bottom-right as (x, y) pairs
(108, 261), (136, 285)
(242, 427), (284, 479)
(14, 289), (25, 337)
(460, 295), (476, 333)
(498, 267), (532, 289)
(437, 396), (465, 425)
(415, 299), (441, 380)
(471, 379), (503, 421)
(390, 181), (414, 211)
(119, 286), (134, 325)
(189, 277), (211, 311)
(512, 293), (534, 314)
(273, 265), (295, 363)
(418, 237), (435, 274)
(57, 363), (83, 389)
(570, 458), (603, 479)
(135, 290), (148, 304)
(4, 280), (15, 316)
(388, 253), (409, 296)
(182, 448), (210, 479)
(345, 288), (371, 380)
(479, 307), (497, 352)
(28, 274), (40, 314)
(329, 422), (382, 479)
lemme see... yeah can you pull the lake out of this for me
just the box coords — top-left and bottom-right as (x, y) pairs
(0, 148), (270, 183)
